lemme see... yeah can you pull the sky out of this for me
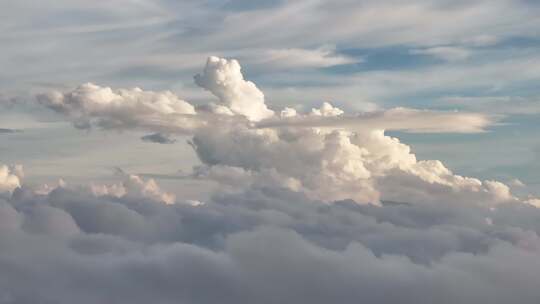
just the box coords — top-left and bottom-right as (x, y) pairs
(1, 0), (540, 303)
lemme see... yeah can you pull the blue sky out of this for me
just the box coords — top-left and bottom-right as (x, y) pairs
(1, 0), (539, 195)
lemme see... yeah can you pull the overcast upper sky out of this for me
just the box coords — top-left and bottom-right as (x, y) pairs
(1, 1), (540, 303)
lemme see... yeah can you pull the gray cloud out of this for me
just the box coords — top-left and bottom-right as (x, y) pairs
(0, 128), (21, 134)
(1, 183), (540, 303)
(141, 132), (176, 144)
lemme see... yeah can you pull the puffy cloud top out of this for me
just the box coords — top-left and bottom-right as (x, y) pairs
(191, 126), (514, 204)
(194, 56), (274, 121)
(0, 164), (22, 194)
(91, 174), (176, 205)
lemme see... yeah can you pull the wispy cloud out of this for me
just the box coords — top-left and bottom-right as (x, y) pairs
(410, 46), (472, 62)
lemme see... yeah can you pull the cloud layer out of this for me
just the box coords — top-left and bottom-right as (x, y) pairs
(1, 178), (540, 303)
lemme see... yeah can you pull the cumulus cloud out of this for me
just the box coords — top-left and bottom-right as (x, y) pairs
(37, 83), (198, 132)
(194, 56), (274, 121)
(0, 164), (22, 194)
(34, 178), (67, 195)
(36, 56), (516, 206)
(190, 124), (513, 204)
(38, 57), (494, 135)
(90, 174), (176, 205)
(188, 59), (504, 205)
(25, 170), (175, 205)
(525, 198), (540, 208)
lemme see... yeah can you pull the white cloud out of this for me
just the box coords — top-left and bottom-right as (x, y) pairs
(191, 123), (514, 204)
(91, 174), (176, 205)
(461, 34), (499, 47)
(510, 178), (526, 187)
(0, 164), (22, 193)
(255, 46), (359, 69)
(37, 82), (199, 132)
(526, 198), (540, 208)
(37, 56), (525, 206)
(310, 102), (345, 117)
(259, 106), (493, 133)
(410, 46), (472, 62)
(194, 56), (274, 121)
(38, 58), (496, 134)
